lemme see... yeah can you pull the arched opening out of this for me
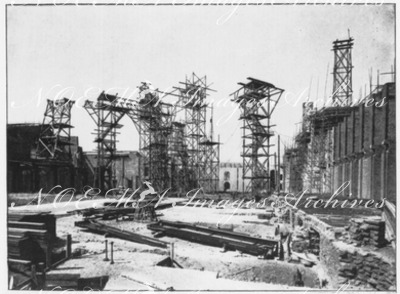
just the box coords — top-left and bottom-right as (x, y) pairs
(224, 181), (231, 191)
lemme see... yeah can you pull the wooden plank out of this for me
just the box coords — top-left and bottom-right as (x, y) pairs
(8, 221), (47, 230)
(75, 220), (167, 248)
(46, 273), (81, 281)
(147, 221), (278, 257)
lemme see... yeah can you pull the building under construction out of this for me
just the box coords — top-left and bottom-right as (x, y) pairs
(7, 73), (220, 195)
(6, 36), (397, 292)
(282, 36), (396, 241)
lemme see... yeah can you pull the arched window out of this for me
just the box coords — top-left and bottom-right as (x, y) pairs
(224, 171), (230, 181)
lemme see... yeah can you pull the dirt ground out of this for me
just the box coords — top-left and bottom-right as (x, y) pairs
(43, 204), (325, 290)
(10, 197), (326, 290)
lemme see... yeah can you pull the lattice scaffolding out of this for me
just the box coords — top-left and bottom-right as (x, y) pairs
(199, 105), (220, 192)
(332, 37), (354, 106)
(84, 92), (130, 191)
(174, 73), (218, 192)
(126, 82), (174, 192)
(232, 77), (284, 196)
(36, 98), (75, 161)
(169, 121), (190, 193)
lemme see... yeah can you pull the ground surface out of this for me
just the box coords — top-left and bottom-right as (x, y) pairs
(9, 197), (324, 290)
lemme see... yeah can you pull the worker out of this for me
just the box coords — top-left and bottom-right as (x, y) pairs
(276, 223), (293, 260)
(276, 223), (292, 242)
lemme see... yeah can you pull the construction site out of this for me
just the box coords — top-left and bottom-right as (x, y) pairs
(6, 6), (396, 292)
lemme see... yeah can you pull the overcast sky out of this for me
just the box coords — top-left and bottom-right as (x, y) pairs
(7, 4), (395, 162)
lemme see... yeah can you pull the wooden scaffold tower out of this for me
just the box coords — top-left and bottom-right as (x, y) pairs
(332, 37), (354, 106)
(232, 77), (284, 196)
(174, 73), (220, 193)
(84, 92), (130, 191)
(36, 98), (75, 161)
(127, 82), (175, 192)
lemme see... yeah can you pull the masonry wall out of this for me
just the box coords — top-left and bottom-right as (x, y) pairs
(219, 162), (248, 192)
(7, 125), (88, 193)
(331, 83), (395, 202)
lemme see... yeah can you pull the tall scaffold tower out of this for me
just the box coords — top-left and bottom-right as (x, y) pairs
(169, 121), (190, 193)
(232, 78), (284, 196)
(126, 82), (175, 192)
(84, 92), (130, 191)
(199, 104), (220, 192)
(173, 73), (218, 192)
(332, 37), (354, 106)
(36, 98), (75, 161)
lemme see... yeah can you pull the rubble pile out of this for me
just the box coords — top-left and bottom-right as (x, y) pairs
(337, 249), (396, 290)
(291, 227), (320, 255)
(345, 218), (386, 247)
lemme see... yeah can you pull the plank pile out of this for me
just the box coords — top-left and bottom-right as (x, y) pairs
(8, 212), (56, 266)
(75, 219), (168, 248)
(147, 220), (278, 257)
(71, 201), (157, 221)
(44, 274), (109, 290)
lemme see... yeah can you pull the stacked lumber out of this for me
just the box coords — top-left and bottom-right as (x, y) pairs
(8, 212), (56, 240)
(7, 212), (56, 266)
(147, 220), (278, 257)
(44, 273), (81, 290)
(75, 219), (168, 248)
(71, 202), (157, 221)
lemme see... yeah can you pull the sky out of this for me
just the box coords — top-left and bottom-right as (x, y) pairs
(6, 3), (395, 162)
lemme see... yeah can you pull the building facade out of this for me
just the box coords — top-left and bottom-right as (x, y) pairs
(282, 83), (396, 203)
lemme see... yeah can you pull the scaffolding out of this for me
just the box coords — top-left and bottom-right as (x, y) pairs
(332, 37), (354, 106)
(296, 36), (355, 194)
(174, 73), (219, 193)
(232, 77), (284, 196)
(84, 92), (130, 191)
(82, 74), (219, 194)
(126, 82), (175, 192)
(36, 98), (75, 161)
(199, 105), (220, 192)
(169, 121), (190, 193)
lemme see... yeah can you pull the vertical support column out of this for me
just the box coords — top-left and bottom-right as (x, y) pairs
(66, 234), (72, 259)
(278, 135), (281, 194)
(170, 242), (175, 262)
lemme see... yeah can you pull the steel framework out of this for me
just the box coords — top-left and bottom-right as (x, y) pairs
(84, 92), (130, 191)
(232, 78), (284, 196)
(36, 98), (75, 161)
(332, 37), (354, 106)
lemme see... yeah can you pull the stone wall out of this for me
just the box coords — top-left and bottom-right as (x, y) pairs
(320, 234), (396, 290)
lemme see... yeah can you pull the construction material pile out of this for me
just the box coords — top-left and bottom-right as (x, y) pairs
(148, 220), (279, 258)
(75, 219), (168, 248)
(345, 217), (386, 247)
(8, 212), (56, 266)
(70, 200), (158, 222)
(337, 249), (396, 290)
